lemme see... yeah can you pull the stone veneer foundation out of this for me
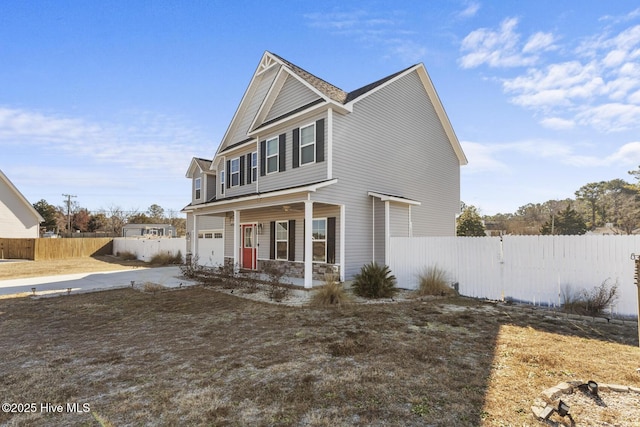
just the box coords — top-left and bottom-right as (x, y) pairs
(224, 257), (340, 282)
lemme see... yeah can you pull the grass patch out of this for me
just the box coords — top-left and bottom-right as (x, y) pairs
(415, 265), (458, 297)
(0, 288), (637, 426)
(149, 250), (183, 266)
(117, 250), (138, 261)
(310, 273), (351, 307)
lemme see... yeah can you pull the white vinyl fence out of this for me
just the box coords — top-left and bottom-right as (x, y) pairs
(113, 237), (186, 263)
(390, 235), (640, 317)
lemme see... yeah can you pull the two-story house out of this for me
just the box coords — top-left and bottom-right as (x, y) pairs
(183, 51), (467, 288)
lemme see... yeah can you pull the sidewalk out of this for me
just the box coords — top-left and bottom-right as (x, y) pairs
(0, 266), (198, 297)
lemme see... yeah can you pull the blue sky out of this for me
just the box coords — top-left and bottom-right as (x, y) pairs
(2, 1), (640, 216)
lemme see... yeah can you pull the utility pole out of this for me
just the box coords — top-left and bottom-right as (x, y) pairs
(62, 194), (76, 236)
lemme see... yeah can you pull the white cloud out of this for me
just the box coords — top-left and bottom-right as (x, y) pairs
(459, 17), (554, 68)
(457, 1), (480, 19)
(459, 141), (510, 174)
(0, 106), (210, 175)
(523, 32), (556, 54)
(575, 103), (640, 132)
(540, 117), (575, 130)
(304, 9), (427, 63)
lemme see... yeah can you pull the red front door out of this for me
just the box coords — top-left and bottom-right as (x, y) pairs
(241, 224), (256, 269)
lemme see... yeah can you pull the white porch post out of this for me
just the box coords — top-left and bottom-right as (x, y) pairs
(192, 214), (198, 262)
(233, 210), (239, 272)
(304, 200), (313, 288)
(340, 204), (346, 282)
(384, 200), (390, 266)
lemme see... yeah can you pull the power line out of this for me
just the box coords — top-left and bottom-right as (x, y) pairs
(62, 193), (77, 232)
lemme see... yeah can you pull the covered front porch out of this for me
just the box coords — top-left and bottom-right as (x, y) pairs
(187, 183), (344, 288)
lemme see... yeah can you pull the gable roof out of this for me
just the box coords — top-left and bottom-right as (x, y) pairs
(186, 157), (214, 178)
(0, 169), (44, 223)
(216, 51), (467, 165)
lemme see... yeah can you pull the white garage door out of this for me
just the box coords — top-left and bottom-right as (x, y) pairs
(198, 230), (224, 267)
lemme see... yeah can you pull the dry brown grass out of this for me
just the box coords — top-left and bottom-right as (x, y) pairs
(0, 288), (637, 426)
(0, 255), (152, 280)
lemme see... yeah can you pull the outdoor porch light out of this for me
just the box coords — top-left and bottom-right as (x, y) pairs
(67, 287), (72, 295)
(557, 400), (570, 417)
(588, 380), (598, 396)
(257, 223), (263, 234)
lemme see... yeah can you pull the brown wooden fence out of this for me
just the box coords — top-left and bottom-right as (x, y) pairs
(0, 238), (113, 260)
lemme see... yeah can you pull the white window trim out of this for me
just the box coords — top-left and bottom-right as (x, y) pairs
(300, 122), (316, 166)
(275, 220), (288, 261)
(195, 178), (202, 200)
(266, 137), (279, 174)
(230, 157), (240, 187)
(220, 170), (225, 196)
(312, 217), (327, 263)
(251, 151), (258, 182)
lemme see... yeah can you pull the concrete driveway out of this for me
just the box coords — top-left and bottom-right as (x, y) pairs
(0, 266), (198, 297)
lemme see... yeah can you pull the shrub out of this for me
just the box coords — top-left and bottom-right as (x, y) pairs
(562, 279), (619, 316)
(118, 251), (138, 261)
(310, 273), (351, 307)
(149, 251), (183, 266)
(352, 262), (397, 299)
(415, 266), (457, 297)
(263, 263), (290, 302)
(179, 254), (203, 279)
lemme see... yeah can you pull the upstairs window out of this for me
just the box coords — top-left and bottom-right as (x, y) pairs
(230, 158), (240, 187)
(220, 170), (225, 195)
(195, 178), (201, 200)
(251, 151), (258, 182)
(300, 123), (316, 165)
(266, 137), (279, 174)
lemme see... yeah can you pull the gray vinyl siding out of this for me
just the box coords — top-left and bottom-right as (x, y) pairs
(257, 113), (328, 193)
(326, 69), (461, 279)
(373, 198), (386, 265)
(205, 175), (216, 202)
(222, 147), (258, 199)
(389, 203), (409, 237)
(227, 66), (278, 146)
(266, 75), (321, 121)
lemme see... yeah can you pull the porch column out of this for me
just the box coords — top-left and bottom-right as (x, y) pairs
(192, 214), (198, 262)
(340, 204), (346, 282)
(233, 210), (239, 272)
(384, 200), (390, 266)
(304, 200), (313, 288)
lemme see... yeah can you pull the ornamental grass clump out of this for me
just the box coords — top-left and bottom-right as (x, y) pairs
(310, 273), (351, 307)
(415, 266), (457, 297)
(352, 262), (398, 299)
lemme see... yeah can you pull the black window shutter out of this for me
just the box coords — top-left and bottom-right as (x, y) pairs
(316, 118), (325, 163)
(288, 219), (295, 261)
(246, 153), (252, 184)
(226, 160), (231, 189)
(260, 140), (266, 176)
(327, 216), (336, 264)
(239, 156), (245, 186)
(292, 128), (300, 168)
(278, 133), (286, 172)
(269, 221), (276, 260)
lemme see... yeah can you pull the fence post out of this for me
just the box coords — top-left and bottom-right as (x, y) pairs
(632, 254), (640, 347)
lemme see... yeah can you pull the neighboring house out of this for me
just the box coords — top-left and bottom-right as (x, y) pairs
(122, 223), (176, 238)
(0, 169), (44, 238)
(183, 51), (467, 287)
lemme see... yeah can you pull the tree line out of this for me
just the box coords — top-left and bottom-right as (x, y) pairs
(32, 200), (186, 237)
(458, 166), (640, 236)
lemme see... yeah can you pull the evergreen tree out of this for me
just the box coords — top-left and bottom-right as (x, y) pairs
(540, 205), (587, 235)
(456, 205), (486, 236)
